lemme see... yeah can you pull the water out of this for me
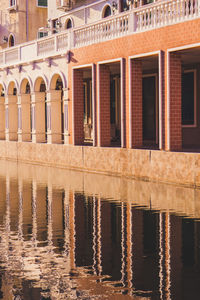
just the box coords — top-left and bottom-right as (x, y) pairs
(0, 160), (200, 299)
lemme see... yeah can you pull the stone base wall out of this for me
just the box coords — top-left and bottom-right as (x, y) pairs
(0, 141), (199, 188)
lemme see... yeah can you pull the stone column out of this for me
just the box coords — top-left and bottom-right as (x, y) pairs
(130, 59), (143, 148)
(6, 94), (18, 141)
(21, 93), (31, 142)
(31, 92), (46, 143)
(63, 88), (70, 145)
(0, 96), (5, 140)
(17, 94), (22, 142)
(46, 89), (62, 144)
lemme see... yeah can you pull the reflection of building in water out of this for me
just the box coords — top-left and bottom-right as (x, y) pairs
(1, 177), (200, 299)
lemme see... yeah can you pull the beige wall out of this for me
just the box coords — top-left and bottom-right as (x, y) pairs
(0, 0), (47, 49)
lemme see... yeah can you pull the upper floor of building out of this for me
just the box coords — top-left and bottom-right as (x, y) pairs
(0, 0), (47, 49)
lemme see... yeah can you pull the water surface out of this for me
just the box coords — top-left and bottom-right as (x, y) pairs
(0, 160), (200, 299)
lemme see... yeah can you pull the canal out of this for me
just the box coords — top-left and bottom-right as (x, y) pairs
(0, 160), (200, 299)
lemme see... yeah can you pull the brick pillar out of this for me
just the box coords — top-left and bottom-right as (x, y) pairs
(131, 59), (143, 148)
(167, 53), (182, 151)
(98, 64), (110, 147)
(159, 51), (165, 150)
(73, 69), (84, 145)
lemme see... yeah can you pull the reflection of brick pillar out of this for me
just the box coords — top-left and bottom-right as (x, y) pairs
(98, 65), (110, 147)
(73, 69), (84, 145)
(168, 53), (182, 151)
(131, 59), (142, 148)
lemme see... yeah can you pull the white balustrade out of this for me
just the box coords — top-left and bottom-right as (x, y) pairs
(74, 12), (129, 47)
(0, 53), (4, 65)
(57, 32), (69, 51)
(37, 36), (55, 56)
(5, 48), (18, 64)
(136, 0), (199, 31)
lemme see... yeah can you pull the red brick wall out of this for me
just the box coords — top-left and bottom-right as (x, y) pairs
(169, 53), (182, 151)
(67, 18), (200, 149)
(73, 69), (84, 145)
(131, 59), (143, 148)
(98, 64), (110, 147)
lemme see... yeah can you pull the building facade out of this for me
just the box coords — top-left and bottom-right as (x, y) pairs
(0, 0), (200, 159)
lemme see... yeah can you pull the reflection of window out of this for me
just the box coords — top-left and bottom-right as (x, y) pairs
(37, 0), (47, 7)
(182, 70), (196, 126)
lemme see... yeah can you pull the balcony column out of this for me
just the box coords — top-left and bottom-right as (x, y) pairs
(17, 94), (22, 142)
(31, 91), (46, 143)
(46, 89), (62, 144)
(21, 93), (31, 142)
(0, 96), (5, 140)
(166, 53), (182, 151)
(5, 93), (18, 141)
(63, 88), (70, 145)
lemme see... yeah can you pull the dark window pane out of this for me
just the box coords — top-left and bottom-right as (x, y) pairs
(182, 72), (195, 125)
(38, 0), (47, 7)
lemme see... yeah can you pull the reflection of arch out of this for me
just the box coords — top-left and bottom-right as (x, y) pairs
(20, 76), (33, 94)
(102, 5), (112, 18)
(7, 80), (19, 95)
(49, 71), (67, 90)
(8, 33), (15, 47)
(34, 75), (48, 92)
(65, 18), (73, 29)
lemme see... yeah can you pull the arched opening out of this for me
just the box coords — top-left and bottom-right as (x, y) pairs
(0, 84), (5, 140)
(8, 34), (15, 47)
(34, 77), (47, 143)
(7, 81), (18, 141)
(65, 18), (72, 29)
(103, 5), (111, 18)
(20, 79), (32, 142)
(50, 74), (64, 144)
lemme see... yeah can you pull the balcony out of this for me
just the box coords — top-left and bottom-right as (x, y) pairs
(56, 0), (75, 11)
(0, 0), (199, 68)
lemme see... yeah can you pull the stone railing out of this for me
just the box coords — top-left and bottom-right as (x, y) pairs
(74, 11), (129, 47)
(0, 31), (69, 68)
(136, 0), (199, 31)
(0, 0), (199, 68)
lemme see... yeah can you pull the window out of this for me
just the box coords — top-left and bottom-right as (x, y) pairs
(65, 19), (72, 29)
(9, 34), (15, 47)
(37, 0), (47, 7)
(9, 0), (16, 6)
(182, 70), (196, 126)
(38, 31), (48, 38)
(103, 5), (111, 18)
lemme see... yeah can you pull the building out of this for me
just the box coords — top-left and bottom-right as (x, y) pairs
(0, 0), (200, 184)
